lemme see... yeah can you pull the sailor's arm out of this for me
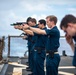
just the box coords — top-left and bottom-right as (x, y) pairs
(23, 24), (46, 35)
(14, 24), (34, 36)
(65, 34), (75, 52)
(69, 42), (75, 52)
(23, 29), (34, 36)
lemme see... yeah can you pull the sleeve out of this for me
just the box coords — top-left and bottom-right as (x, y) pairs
(45, 28), (56, 35)
(34, 32), (41, 36)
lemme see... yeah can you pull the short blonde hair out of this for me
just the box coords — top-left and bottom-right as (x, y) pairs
(46, 15), (57, 25)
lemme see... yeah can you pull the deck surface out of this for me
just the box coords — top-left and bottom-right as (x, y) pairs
(0, 56), (76, 75)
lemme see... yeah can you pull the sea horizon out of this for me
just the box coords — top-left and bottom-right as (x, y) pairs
(2, 37), (74, 59)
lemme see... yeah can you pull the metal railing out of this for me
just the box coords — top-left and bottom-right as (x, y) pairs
(7, 35), (28, 57)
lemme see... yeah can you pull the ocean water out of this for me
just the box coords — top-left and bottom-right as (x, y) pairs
(2, 37), (74, 58)
(58, 38), (73, 56)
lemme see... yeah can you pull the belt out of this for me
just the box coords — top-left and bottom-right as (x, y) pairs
(46, 50), (58, 53)
(46, 52), (58, 55)
(34, 47), (45, 50)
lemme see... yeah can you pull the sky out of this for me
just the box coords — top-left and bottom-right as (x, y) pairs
(0, 0), (76, 36)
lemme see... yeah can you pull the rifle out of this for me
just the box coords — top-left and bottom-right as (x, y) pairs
(10, 22), (27, 26)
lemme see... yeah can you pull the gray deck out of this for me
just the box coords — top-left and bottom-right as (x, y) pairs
(0, 56), (76, 75)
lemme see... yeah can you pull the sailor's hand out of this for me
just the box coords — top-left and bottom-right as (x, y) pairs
(23, 24), (29, 30)
(18, 25), (23, 30)
(23, 35), (28, 39)
(14, 25), (19, 29)
(65, 34), (73, 45)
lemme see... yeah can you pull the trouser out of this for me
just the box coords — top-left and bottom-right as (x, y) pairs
(46, 54), (60, 75)
(73, 47), (76, 67)
(33, 50), (46, 75)
(0, 49), (2, 60)
(28, 47), (31, 66)
(30, 50), (34, 71)
(28, 48), (30, 65)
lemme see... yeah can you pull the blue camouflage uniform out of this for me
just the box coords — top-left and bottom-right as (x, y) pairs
(33, 27), (47, 75)
(27, 25), (38, 71)
(72, 36), (76, 67)
(45, 26), (60, 75)
(30, 25), (38, 71)
(27, 35), (33, 68)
